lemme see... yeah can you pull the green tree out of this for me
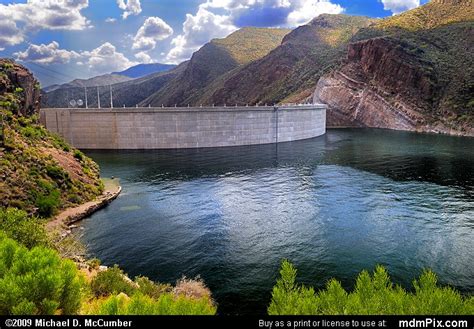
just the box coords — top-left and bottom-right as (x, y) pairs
(0, 234), (85, 315)
(0, 208), (49, 248)
(90, 265), (136, 297)
(268, 260), (474, 315)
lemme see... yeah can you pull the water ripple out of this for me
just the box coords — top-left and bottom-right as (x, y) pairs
(82, 129), (474, 315)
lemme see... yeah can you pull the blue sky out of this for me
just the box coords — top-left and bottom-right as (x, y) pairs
(0, 0), (429, 86)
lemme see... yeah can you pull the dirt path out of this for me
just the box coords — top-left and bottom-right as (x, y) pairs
(46, 178), (121, 232)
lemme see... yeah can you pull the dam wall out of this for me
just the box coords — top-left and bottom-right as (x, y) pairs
(40, 105), (326, 149)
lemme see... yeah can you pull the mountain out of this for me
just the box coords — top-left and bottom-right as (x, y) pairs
(113, 63), (176, 79)
(139, 27), (290, 106)
(0, 59), (103, 216)
(197, 14), (375, 106)
(42, 65), (184, 108)
(42, 63), (176, 95)
(314, 0), (474, 136)
(43, 73), (132, 93)
(42, 27), (288, 108)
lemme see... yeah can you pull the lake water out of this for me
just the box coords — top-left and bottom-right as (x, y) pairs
(82, 129), (474, 315)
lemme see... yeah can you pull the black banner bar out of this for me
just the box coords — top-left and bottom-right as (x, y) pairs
(1, 316), (473, 329)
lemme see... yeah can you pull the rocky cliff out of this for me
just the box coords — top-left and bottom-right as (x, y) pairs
(314, 0), (474, 136)
(0, 59), (41, 117)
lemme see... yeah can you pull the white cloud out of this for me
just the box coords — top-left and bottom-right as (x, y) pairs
(380, 0), (420, 15)
(287, 0), (344, 26)
(132, 17), (174, 52)
(201, 0), (291, 10)
(165, 0), (344, 63)
(14, 41), (80, 64)
(105, 17), (117, 23)
(14, 41), (137, 75)
(166, 7), (237, 63)
(0, 0), (90, 50)
(0, 13), (23, 50)
(200, 0), (342, 26)
(81, 42), (137, 73)
(0, 0), (91, 31)
(135, 51), (152, 63)
(117, 0), (142, 19)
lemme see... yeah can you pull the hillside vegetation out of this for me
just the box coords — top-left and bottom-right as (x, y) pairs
(0, 230), (216, 315)
(0, 59), (103, 217)
(375, 0), (474, 31)
(212, 27), (290, 65)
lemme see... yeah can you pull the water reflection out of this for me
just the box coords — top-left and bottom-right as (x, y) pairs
(83, 129), (474, 315)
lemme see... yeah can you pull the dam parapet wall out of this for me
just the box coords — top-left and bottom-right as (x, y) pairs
(40, 105), (326, 149)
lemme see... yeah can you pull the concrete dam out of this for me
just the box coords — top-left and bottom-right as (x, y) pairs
(40, 105), (326, 149)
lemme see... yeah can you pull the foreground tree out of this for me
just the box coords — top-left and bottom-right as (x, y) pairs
(269, 260), (474, 315)
(0, 234), (84, 315)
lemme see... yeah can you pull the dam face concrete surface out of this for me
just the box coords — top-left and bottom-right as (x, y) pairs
(40, 105), (326, 149)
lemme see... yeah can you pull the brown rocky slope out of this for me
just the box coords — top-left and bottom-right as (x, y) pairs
(314, 0), (474, 136)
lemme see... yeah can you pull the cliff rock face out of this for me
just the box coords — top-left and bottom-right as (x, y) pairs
(314, 37), (437, 131)
(0, 59), (41, 116)
(314, 0), (474, 136)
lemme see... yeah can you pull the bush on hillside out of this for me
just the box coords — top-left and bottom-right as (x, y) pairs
(35, 189), (61, 217)
(85, 292), (216, 315)
(88, 266), (215, 315)
(0, 234), (84, 315)
(268, 260), (474, 315)
(90, 265), (136, 297)
(0, 208), (49, 248)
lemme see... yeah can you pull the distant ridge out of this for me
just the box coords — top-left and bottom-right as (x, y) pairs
(43, 74), (132, 92)
(139, 27), (290, 107)
(113, 63), (177, 79)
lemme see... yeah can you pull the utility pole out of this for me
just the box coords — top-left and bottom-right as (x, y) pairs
(84, 86), (88, 109)
(109, 85), (113, 108)
(97, 86), (101, 109)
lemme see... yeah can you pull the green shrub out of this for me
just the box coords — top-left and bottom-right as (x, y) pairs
(87, 267), (215, 315)
(90, 266), (136, 297)
(0, 234), (84, 315)
(88, 292), (216, 315)
(135, 276), (171, 299)
(45, 164), (69, 181)
(20, 126), (45, 140)
(268, 260), (474, 315)
(35, 189), (61, 217)
(49, 133), (71, 152)
(87, 258), (101, 270)
(73, 150), (84, 161)
(0, 208), (48, 248)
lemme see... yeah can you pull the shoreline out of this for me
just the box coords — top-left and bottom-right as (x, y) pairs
(46, 178), (122, 234)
